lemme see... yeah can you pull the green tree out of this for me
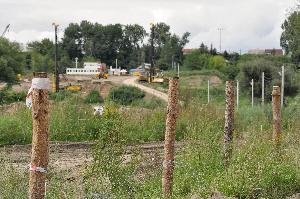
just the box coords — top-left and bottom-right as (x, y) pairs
(208, 55), (226, 70)
(183, 50), (210, 70)
(27, 38), (54, 56)
(157, 32), (190, 70)
(0, 38), (24, 83)
(199, 42), (209, 54)
(62, 23), (83, 60)
(280, 8), (300, 64)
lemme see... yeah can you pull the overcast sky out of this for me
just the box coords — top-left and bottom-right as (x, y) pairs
(0, 0), (297, 52)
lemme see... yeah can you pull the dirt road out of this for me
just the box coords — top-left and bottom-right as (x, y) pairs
(0, 142), (183, 172)
(122, 76), (168, 102)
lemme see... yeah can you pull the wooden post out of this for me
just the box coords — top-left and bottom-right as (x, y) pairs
(29, 72), (50, 199)
(162, 77), (179, 197)
(224, 80), (235, 167)
(272, 86), (281, 145)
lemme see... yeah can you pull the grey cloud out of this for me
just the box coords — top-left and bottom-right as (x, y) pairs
(0, 0), (296, 51)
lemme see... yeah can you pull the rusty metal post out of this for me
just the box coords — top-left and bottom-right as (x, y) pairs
(224, 80), (235, 167)
(29, 72), (50, 199)
(272, 86), (281, 145)
(162, 77), (179, 197)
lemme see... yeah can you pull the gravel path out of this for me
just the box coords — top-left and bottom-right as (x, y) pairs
(122, 76), (168, 102)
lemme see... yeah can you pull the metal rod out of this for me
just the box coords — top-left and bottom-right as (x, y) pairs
(236, 80), (239, 109)
(208, 80), (210, 104)
(251, 79), (254, 107)
(281, 66), (284, 107)
(262, 72), (264, 105)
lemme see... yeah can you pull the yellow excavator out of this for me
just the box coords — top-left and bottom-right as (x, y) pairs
(96, 72), (109, 79)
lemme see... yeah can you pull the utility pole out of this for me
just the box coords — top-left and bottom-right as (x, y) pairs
(236, 80), (239, 109)
(262, 72), (265, 105)
(150, 23), (155, 83)
(281, 65), (284, 107)
(218, 27), (224, 53)
(116, 59), (118, 69)
(251, 79), (254, 107)
(53, 23), (59, 92)
(208, 80), (210, 104)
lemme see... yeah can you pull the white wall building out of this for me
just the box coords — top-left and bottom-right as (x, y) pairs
(66, 62), (103, 75)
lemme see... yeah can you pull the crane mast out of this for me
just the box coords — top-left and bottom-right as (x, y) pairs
(1, 24), (10, 38)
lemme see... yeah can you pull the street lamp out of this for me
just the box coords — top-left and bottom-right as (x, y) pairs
(75, 57), (78, 68)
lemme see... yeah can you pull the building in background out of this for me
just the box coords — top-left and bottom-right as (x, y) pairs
(66, 62), (106, 75)
(182, 48), (197, 55)
(248, 48), (283, 56)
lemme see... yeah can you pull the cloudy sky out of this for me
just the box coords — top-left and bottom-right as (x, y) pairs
(0, 0), (297, 52)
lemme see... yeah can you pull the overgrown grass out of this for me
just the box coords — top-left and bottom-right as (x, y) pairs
(84, 90), (104, 104)
(0, 82), (300, 198)
(165, 69), (226, 80)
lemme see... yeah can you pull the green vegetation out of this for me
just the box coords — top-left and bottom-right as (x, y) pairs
(1, 95), (299, 198)
(108, 85), (145, 105)
(281, 8), (300, 64)
(0, 88), (26, 105)
(1, 5), (300, 198)
(84, 90), (104, 104)
(0, 38), (24, 83)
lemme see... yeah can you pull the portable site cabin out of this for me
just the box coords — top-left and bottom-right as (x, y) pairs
(66, 62), (106, 75)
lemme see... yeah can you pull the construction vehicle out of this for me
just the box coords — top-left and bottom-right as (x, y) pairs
(138, 69), (165, 83)
(96, 72), (109, 79)
(64, 84), (82, 91)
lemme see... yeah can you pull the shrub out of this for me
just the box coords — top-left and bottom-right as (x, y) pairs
(108, 86), (145, 105)
(0, 88), (26, 105)
(49, 90), (72, 101)
(84, 90), (104, 104)
(183, 50), (210, 70)
(238, 59), (299, 100)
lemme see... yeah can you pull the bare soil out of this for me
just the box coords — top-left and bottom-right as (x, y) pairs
(0, 142), (183, 172)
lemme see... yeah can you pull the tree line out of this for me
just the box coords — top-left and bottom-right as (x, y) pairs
(0, 21), (190, 83)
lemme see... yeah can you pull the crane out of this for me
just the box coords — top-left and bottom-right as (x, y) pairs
(1, 24), (10, 38)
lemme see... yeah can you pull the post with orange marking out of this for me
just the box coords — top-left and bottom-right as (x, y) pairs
(272, 86), (281, 145)
(29, 72), (50, 199)
(162, 77), (179, 197)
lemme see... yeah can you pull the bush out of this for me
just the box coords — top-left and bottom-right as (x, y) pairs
(0, 88), (26, 105)
(84, 90), (104, 104)
(238, 59), (299, 100)
(49, 90), (73, 101)
(108, 86), (145, 105)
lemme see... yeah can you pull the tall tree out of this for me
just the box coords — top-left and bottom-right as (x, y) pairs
(27, 38), (54, 56)
(199, 42), (209, 54)
(280, 8), (300, 64)
(62, 23), (83, 60)
(158, 32), (190, 70)
(0, 38), (24, 83)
